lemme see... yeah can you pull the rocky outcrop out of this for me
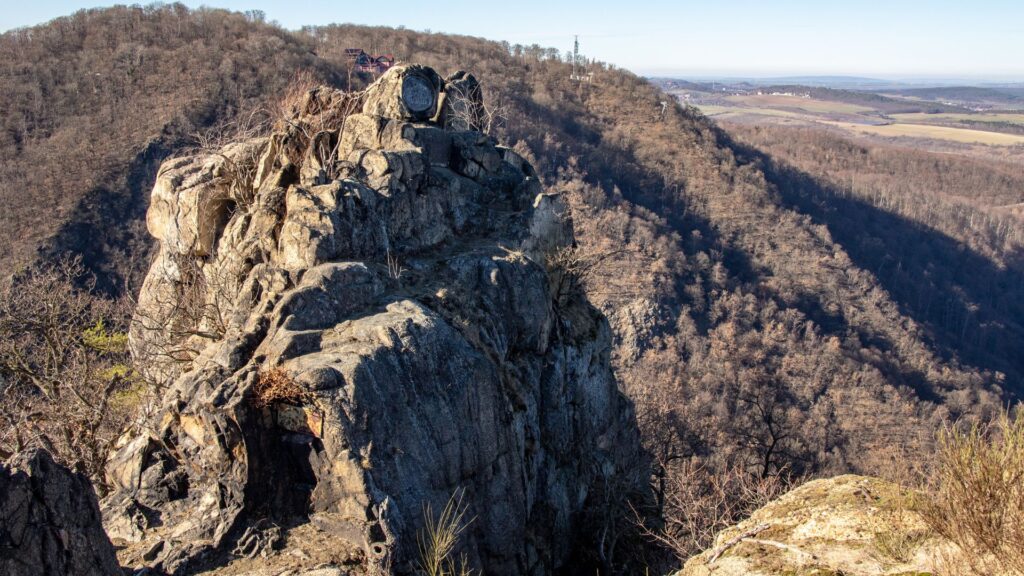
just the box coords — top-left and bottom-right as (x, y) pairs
(0, 449), (121, 576)
(105, 65), (646, 575)
(680, 475), (957, 576)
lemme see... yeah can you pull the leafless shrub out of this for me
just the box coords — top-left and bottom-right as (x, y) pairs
(129, 241), (259, 381)
(191, 105), (273, 152)
(187, 106), (274, 212)
(0, 256), (144, 491)
(274, 72), (362, 175)
(921, 406), (1024, 575)
(637, 459), (789, 563)
(274, 69), (323, 124)
(444, 78), (508, 134)
(545, 245), (626, 305)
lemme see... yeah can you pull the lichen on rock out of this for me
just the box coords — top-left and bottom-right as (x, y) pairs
(680, 475), (956, 576)
(105, 65), (646, 575)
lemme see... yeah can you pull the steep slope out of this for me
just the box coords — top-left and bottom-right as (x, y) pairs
(1, 3), (1018, 535)
(102, 66), (645, 575)
(286, 24), (1016, 478)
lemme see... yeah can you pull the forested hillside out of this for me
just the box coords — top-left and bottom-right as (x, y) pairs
(0, 5), (334, 290)
(1, 4), (1019, 569)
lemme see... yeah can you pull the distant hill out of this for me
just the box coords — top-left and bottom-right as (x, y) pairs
(666, 75), (898, 89)
(0, 5), (337, 291)
(755, 75), (894, 88)
(2, 8), (1022, 563)
(650, 78), (967, 113)
(881, 85), (1024, 108)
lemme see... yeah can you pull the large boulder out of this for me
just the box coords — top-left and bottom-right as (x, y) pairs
(362, 64), (444, 123)
(109, 65), (647, 575)
(0, 450), (121, 576)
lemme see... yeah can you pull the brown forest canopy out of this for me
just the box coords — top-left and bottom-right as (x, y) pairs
(1, 2), (1022, 503)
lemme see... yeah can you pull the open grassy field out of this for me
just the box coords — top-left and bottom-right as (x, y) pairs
(725, 94), (876, 115)
(891, 112), (1024, 126)
(724, 94), (876, 113)
(689, 86), (1024, 150)
(697, 104), (810, 120)
(824, 121), (1024, 146)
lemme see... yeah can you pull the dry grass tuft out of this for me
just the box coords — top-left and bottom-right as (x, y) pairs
(251, 367), (307, 408)
(922, 406), (1024, 575)
(872, 529), (925, 563)
(418, 490), (476, 576)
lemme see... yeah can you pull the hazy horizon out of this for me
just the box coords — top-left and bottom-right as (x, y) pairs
(3, 1), (1023, 83)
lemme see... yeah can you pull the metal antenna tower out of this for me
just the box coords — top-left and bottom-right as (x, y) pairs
(573, 35), (579, 79)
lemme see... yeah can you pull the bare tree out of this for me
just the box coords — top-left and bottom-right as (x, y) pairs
(634, 459), (787, 563)
(443, 74), (509, 135)
(0, 256), (141, 490)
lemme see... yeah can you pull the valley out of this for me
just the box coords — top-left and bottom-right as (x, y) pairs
(660, 79), (1024, 152)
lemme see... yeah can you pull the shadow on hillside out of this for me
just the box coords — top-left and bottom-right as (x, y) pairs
(41, 139), (171, 296)
(570, 117), (764, 340)
(721, 132), (1024, 397)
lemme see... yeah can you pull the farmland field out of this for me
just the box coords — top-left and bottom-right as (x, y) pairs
(669, 77), (1024, 150)
(891, 112), (1024, 126)
(691, 97), (1024, 147)
(824, 121), (1024, 145)
(697, 105), (811, 121)
(725, 94), (875, 115)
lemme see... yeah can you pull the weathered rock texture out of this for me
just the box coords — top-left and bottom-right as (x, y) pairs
(105, 65), (645, 575)
(0, 449), (121, 576)
(680, 475), (958, 576)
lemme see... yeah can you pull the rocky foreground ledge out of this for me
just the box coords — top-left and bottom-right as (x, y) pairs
(0, 450), (121, 576)
(680, 475), (960, 576)
(94, 65), (646, 575)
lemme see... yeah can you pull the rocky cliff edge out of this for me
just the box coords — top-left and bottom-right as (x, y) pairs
(102, 65), (646, 575)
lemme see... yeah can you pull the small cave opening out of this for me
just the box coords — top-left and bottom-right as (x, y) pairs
(243, 403), (324, 527)
(205, 197), (237, 256)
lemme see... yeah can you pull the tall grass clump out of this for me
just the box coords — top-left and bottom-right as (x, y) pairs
(418, 490), (476, 576)
(923, 406), (1024, 575)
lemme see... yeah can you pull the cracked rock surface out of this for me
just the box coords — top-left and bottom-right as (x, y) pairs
(0, 449), (121, 576)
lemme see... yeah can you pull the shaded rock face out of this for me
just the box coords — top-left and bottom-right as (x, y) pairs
(106, 65), (645, 574)
(0, 449), (121, 576)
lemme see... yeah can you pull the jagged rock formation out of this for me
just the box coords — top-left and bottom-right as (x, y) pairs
(680, 475), (958, 576)
(104, 65), (645, 574)
(0, 449), (121, 576)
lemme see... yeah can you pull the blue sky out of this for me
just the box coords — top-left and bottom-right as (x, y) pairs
(3, 1), (1023, 80)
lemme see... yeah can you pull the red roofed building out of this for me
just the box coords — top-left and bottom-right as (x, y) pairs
(345, 49), (395, 74)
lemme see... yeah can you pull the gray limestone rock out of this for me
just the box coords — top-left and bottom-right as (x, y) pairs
(0, 449), (121, 576)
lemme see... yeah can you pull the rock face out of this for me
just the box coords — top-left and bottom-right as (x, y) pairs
(105, 65), (645, 574)
(680, 475), (955, 576)
(0, 449), (121, 576)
